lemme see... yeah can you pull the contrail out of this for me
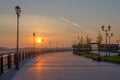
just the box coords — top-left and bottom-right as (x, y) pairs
(58, 17), (71, 23)
(58, 17), (97, 36)
(72, 22), (82, 28)
(58, 17), (82, 28)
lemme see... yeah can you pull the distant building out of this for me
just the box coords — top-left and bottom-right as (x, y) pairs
(99, 44), (119, 51)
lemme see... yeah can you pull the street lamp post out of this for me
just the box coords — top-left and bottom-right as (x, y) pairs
(33, 32), (36, 56)
(101, 25), (111, 56)
(108, 33), (113, 45)
(41, 39), (44, 49)
(15, 5), (21, 70)
(108, 33), (113, 56)
(116, 39), (120, 50)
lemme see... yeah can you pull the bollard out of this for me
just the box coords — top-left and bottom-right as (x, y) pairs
(8, 54), (12, 69)
(0, 56), (4, 74)
(97, 56), (102, 62)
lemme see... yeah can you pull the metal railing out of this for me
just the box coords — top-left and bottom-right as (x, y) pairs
(0, 48), (72, 76)
(0, 51), (34, 76)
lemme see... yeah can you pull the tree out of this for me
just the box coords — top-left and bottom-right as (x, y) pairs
(85, 35), (92, 45)
(96, 31), (103, 45)
(77, 36), (84, 46)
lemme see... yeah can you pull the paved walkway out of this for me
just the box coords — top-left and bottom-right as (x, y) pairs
(12, 51), (120, 80)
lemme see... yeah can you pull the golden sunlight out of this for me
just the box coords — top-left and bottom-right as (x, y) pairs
(36, 37), (42, 43)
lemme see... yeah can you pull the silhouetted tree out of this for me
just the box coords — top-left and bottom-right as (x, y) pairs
(96, 31), (103, 45)
(78, 36), (84, 46)
(85, 35), (92, 45)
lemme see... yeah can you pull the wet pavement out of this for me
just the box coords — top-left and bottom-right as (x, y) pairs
(12, 51), (120, 80)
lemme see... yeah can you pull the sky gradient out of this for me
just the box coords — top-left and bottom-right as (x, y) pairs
(0, 0), (120, 48)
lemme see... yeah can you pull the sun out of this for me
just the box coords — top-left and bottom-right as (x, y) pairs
(37, 37), (42, 43)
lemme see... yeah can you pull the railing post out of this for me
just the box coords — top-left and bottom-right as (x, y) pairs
(8, 54), (12, 69)
(21, 52), (23, 60)
(14, 53), (16, 65)
(29, 52), (31, 58)
(27, 52), (29, 58)
(0, 56), (4, 74)
(30, 52), (32, 57)
(28, 52), (30, 58)
(25, 52), (27, 59)
(32, 51), (35, 57)
(23, 52), (25, 60)
(22, 52), (24, 60)
(27, 52), (29, 59)
(29, 52), (30, 58)
(19, 52), (21, 62)
(24, 52), (26, 59)
(11, 54), (14, 65)
(0, 56), (1, 76)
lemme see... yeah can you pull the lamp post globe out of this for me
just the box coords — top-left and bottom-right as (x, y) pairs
(108, 25), (111, 31)
(15, 5), (21, 17)
(101, 25), (105, 31)
(33, 32), (35, 37)
(111, 33), (113, 37)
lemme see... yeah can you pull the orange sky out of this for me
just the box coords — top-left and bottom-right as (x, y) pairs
(0, 15), (119, 48)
